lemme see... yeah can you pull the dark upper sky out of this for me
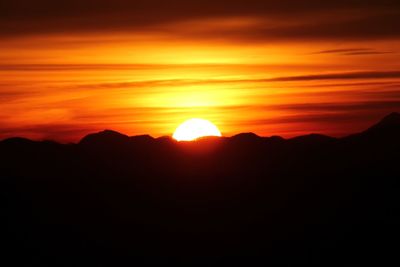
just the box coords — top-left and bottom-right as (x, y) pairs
(1, 0), (400, 41)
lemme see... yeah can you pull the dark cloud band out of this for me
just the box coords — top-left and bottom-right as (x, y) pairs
(1, 0), (400, 41)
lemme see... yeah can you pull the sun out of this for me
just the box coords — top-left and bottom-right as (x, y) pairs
(173, 118), (222, 141)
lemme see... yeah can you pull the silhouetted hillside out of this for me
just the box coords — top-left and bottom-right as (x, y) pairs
(362, 112), (400, 138)
(1, 113), (400, 266)
(368, 112), (400, 130)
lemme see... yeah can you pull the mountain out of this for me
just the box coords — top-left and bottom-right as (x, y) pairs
(342, 112), (400, 147)
(231, 132), (261, 141)
(363, 112), (400, 136)
(130, 134), (154, 143)
(79, 129), (131, 146)
(1, 113), (400, 266)
(288, 133), (336, 146)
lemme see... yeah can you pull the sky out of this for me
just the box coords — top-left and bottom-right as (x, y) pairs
(1, 0), (400, 142)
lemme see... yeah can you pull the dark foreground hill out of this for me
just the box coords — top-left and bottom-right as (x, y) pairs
(1, 113), (400, 266)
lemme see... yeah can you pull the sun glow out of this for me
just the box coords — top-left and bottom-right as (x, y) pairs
(173, 118), (222, 141)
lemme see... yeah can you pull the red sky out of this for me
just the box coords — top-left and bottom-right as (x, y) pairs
(1, 0), (400, 142)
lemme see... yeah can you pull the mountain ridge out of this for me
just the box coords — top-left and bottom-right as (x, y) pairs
(1, 112), (399, 145)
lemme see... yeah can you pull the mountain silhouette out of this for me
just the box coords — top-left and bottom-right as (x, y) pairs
(231, 132), (261, 140)
(79, 129), (130, 146)
(342, 112), (400, 146)
(363, 112), (400, 136)
(1, 113), (400, 266)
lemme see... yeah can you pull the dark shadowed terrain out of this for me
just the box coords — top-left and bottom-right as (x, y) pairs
(1, 113), (400, 266)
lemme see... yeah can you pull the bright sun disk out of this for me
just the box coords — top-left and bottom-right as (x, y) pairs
(173, 118), (222, 141)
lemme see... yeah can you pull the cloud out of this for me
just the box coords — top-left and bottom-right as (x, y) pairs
(0, 89), (40, 101)
(1, 1), (400, 41)
(268, 71), (400, 82)
(274, 101), (400, 113)
(341, 51), (393, 56)
(313, 48), (394, 56)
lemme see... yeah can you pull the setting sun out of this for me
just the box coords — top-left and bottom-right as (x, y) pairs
(173, 118), (222, 141)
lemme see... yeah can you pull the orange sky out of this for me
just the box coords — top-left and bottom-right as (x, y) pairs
(1, 1), (400, 142)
